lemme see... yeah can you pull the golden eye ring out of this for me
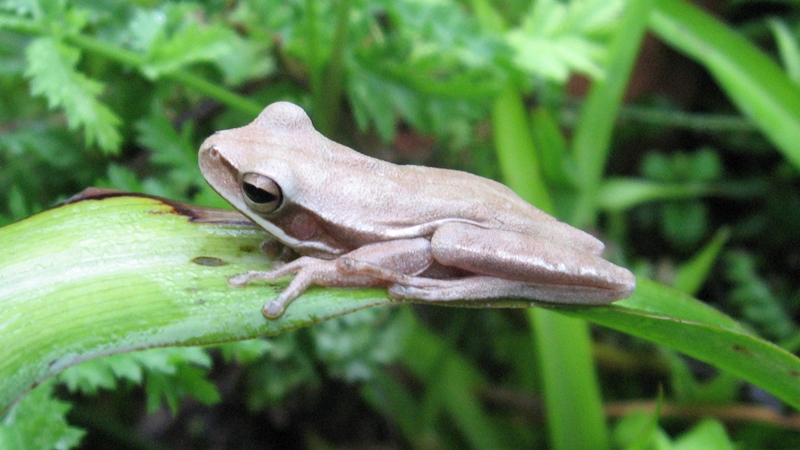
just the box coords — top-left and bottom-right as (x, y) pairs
(241, 173), (283, 213)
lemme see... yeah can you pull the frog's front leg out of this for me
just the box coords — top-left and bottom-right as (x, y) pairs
(385, 222), (636, 304)
(229, 238), (434, 318)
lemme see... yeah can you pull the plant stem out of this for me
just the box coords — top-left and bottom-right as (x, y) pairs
(323, 0), (352, 137)
(570, 0), (655, 228)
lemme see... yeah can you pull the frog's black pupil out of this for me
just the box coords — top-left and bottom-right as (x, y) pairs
(243, 182), (276, 204)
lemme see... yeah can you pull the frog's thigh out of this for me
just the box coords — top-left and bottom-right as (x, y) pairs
(428, 222), (634, 300)
(335, 238), (434, 282)
(341, 238), (433, 272)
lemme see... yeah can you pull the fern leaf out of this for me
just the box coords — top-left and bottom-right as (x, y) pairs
(24, 37), (122, 154)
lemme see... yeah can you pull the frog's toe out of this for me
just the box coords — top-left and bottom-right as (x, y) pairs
(263, 300), (286, 318)
(228, 271), (258, 287)
(388, 284), (424, 299)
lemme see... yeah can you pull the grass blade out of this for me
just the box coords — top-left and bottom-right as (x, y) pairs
(651, 0), (800, 171)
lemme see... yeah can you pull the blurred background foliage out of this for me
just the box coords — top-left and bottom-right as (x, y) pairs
(1, 0), (799, 448)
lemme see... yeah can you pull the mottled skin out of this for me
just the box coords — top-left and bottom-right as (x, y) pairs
(199, 102), (635, 318)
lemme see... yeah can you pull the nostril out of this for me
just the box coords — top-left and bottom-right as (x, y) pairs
(209, 146), (219, 158)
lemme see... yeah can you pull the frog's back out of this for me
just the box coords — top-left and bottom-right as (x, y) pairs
(319, 149), (605, 255)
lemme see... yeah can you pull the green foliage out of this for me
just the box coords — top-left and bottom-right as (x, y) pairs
(312, 307), (408, 382)
(230, 308), (408, 410)
(0, 381), (85, 450)
(614, 414), (736, 450)
(24, 37), (122, 152)
(2, 0), (800, 447)
(58, 347), (220, 414)
(507, 0), (625, 82)
(346, 0), (510, 141)
(672, 228), (729, 296)
(662, 350), (742, 405)
(724, 251), (796, 342)
(640, 148), (722, 249)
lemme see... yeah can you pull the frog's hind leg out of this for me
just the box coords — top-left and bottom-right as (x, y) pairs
(236, 237), (436, 318)
(385, 275), (629, 305)
(394, 222), (636, 304)
(229, 257), (382, 318)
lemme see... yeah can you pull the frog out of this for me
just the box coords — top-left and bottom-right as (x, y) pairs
(199, 102), (635, 318)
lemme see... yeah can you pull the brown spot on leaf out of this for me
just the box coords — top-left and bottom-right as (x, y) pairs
(192, 256), (227, 266)
(732, 344), (752, 356)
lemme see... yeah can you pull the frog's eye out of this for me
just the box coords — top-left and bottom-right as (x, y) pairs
(241, 173), (283, 213)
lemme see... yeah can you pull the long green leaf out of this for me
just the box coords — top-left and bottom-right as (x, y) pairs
(0, 191), (389, 412)
(3, 192), (799, 413)
(571, 0), (655, 228)
(491, 84), (554, 213)
(672, 228), (729, 296)
(563, 279), (800, 409)
(651, 0), (800, 171)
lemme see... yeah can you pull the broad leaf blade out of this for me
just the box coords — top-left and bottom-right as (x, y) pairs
(0, 191), (390, 412)
(562, 279), (800, 409)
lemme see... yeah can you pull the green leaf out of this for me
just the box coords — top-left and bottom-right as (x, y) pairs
(569, 0), (654, 228)
(0, 191), (391, 412)
(561, 278), (800, 409)
(725, 251), (795, 342)
(598, 178), (712, 212)
(612, 410), (670, 450)
(345, 0), (503, 141)
(0, 380), (85, 450)
(212, 35), (274, 85)
(134, 101), (201, 193)
(347, 59), (486, 142)
(768, 18), (800, 85)
(662, 349), (741, 404)
(491, 84), (553, 213)
(613, 413), (735, 450)
(242, 334), (319, 410)
(390, 311), (512, 449)
(672, 228), (729, 296)
(147, 362), (220, 414)
(126, 4), (250, 81)
(641, 149), (722, 183)
(142, 19), (239, 79)
(3, 193), (800, 415)
(662, 200), (706, 248)
(218, 339), (272, 365)
(506, 0), (625, 83)
(313, 308), (407, 382)
(23, 37), (122, 153)
(673, 418), (735, 450)
(58, 346), (218, 415)
(651, 0), (800, 171)
(530, 106), (575, 188)
(487, 1), (654, 448)
(101, 163), (144, 192)
(532, 310), (608, 450)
